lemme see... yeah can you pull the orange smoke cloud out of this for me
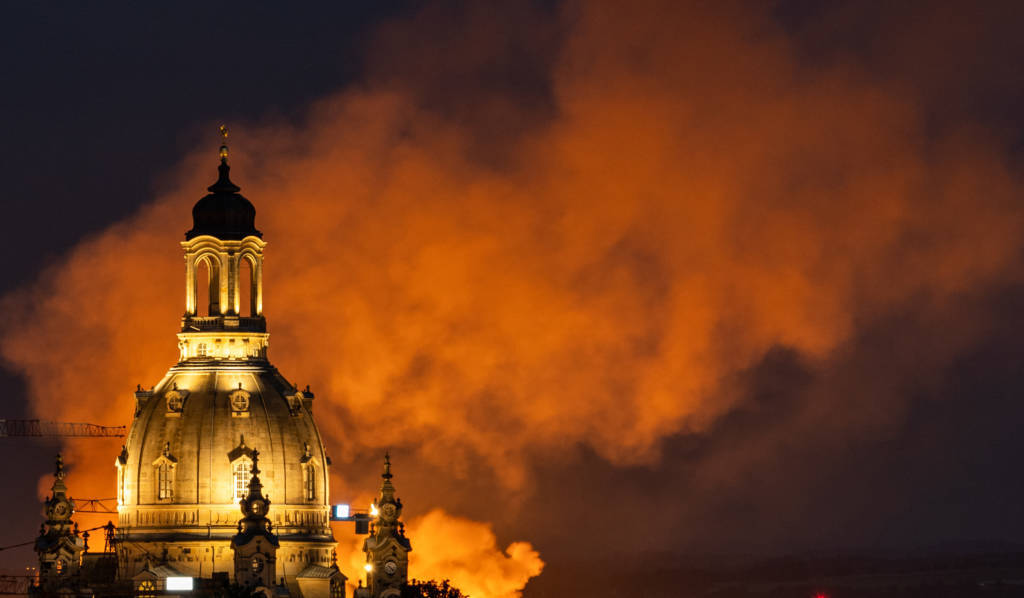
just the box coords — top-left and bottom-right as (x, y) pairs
(338, 510), (543, 598)
(2, 0), (1024, 583)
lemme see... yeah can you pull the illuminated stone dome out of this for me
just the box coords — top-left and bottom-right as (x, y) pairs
(116, 148), (336, 590)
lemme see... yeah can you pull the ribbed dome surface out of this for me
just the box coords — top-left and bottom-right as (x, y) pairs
(119, 360), (333, 541)
(185, 161), (262, 240)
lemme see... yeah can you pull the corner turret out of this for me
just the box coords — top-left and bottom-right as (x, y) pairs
(35, 454), (85, 591)
(357, 452), (412, 598)
(231, 449), (279, 590)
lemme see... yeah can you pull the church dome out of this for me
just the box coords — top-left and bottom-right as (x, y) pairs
(119, 362), (333, 545)
(185, 161), (262, 240)
(116, 141), (336, 586)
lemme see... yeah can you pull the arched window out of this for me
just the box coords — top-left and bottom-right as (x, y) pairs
(239, 255), (256, 317)
(195, 255), (220, 316)
(233, 458), (252, 501)
(156, 463), (173, 500)
(330, 579), (344, 598)
(303, 464), (316, 501)
(137, 579), (157, 598)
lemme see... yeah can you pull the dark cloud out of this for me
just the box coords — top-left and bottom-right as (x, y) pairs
(3, 1), (1024, 596)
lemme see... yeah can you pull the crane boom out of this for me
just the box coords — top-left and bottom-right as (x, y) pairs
(76, 498), (118, 513)
(0, 419), (126, 438)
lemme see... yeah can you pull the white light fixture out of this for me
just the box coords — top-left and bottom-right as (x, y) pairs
(166, 577), (194, 591)
(333, 504), (350, 518)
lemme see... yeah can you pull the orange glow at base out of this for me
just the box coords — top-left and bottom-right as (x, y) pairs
(2, 0), (1024, 594)
(339, 510), (542, 598)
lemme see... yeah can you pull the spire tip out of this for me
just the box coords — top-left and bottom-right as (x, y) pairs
(218, 125), (229, 163)
(382, 450), (393, 480)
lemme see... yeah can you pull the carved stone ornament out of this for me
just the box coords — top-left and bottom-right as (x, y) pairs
(165, 385), (189, 416)
(287, 392), (303, 415)
(229, 385), (251, 417)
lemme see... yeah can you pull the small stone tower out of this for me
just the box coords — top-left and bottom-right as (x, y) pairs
(231, 449), (279, 590)
(35, 454), (85, 591)
(357, 453), (412, 598)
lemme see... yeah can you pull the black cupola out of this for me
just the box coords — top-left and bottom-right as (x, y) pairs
(185, 128), (262, 240)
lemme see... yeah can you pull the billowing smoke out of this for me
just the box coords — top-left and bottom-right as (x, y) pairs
(3, 0), (1024, 592)
(338, 510), (543, 597)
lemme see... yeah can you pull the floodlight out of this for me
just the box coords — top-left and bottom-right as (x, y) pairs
(166, 577), (194, 591)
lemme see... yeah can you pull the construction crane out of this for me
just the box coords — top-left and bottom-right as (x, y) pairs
(0, 419), (126, 438)
(76, 498), (118, 514)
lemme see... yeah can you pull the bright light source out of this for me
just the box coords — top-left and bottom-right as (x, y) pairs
(370, 503), (379, 517)
(166, 577), (194, 591)
(364, 563), (373, 572)
(333, 504), (350, 518)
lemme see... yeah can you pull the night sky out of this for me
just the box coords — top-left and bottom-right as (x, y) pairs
(4, 2), (1024, 596)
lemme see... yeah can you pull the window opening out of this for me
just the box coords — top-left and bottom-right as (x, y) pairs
(157, 463), (173, 500)
(240, 255), (255, 317)
(233, 458), (252, 501)
(304, 464), (316, 501)
(137, 580), (157, 598)
(195, 257), (220, 316)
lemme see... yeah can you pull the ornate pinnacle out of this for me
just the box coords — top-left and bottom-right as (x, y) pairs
(54, 453), (65, 481)
(50, 453), (69, 496)
(251, 449), (261, 477)
(378, 451), (397, 505)
(208, 125), (240, 194)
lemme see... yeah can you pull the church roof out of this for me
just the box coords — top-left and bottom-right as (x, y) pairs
(132, 563), (186, 580)
(296, 564), (346, 580)
(119, 361), (334, 544)
(185, 160), (261, 241)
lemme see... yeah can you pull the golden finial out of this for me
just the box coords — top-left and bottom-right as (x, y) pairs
(218, 125), (229, 162)
(54, 453), (65, 480)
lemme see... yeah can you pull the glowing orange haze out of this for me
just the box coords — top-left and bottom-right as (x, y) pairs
(2, 1), (1023, 595)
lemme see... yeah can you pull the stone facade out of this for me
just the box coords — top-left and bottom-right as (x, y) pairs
(115, 146), (338, 596)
